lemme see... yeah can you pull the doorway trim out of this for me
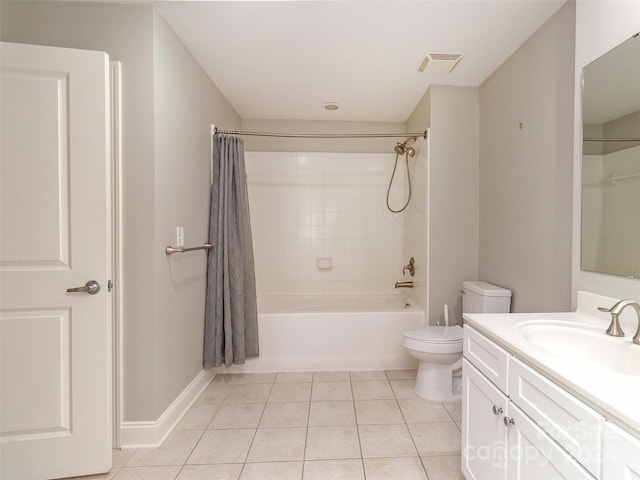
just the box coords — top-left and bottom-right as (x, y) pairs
(110, 60), (123, 449)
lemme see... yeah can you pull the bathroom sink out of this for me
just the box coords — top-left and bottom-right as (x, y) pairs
(515, 321), (640, 376)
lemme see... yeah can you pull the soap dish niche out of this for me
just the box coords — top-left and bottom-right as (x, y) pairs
(316, 257), (332, 270)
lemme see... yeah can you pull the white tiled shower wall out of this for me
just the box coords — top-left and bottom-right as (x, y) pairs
(245, 152), (407, 295)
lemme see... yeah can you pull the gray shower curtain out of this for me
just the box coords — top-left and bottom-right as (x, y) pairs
(204, 134), (259, 368)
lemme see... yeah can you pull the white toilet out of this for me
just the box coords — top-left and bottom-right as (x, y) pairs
(402, 281), (512, 401)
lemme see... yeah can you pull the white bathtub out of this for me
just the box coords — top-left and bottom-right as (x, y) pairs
(232, 295), (425, 372)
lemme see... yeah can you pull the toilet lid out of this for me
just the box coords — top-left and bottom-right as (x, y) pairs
(403, 325), (463, 343)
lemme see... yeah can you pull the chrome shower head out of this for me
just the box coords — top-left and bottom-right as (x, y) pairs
(394, 139), (416, 157)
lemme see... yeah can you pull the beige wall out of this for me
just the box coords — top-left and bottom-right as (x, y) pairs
(404, 90), (431, 313)
(478, 1), (576, 312)
(152, 11), (240, 421)
(405, 86), (479, 325)
(428, 86), (480, 324)
(573, 0), (640, 302)
(0, 1), (241, 421)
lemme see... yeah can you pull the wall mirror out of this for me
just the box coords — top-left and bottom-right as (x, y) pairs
(581, 33), (640, 279)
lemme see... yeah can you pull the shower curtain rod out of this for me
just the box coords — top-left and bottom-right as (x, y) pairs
(584, 137), (640, 142)
(212, 126), (428, 140)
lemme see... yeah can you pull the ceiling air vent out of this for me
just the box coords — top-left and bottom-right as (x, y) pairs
(417, 53), (463, 74)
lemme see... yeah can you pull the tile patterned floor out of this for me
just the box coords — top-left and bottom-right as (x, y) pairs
(74, 370), (464, 479)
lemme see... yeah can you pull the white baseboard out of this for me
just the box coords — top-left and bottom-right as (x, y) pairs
(119, 368), (215, 449)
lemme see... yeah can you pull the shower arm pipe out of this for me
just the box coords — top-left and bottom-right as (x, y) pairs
(212, 126), (427, 140)
(398, 136), (418, 151)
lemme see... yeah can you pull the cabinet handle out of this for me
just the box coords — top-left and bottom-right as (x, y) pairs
(503, 417), (515, 427)
(492, 405), (503, 415)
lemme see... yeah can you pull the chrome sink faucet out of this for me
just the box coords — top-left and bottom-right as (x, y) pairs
(598, 299), (640, 345)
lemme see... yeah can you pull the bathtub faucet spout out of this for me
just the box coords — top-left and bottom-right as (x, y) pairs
(395, 281), (413, 289)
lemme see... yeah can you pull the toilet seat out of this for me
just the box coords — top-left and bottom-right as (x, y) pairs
(402, 325), (463, 355)
(403, 325), (463, 343)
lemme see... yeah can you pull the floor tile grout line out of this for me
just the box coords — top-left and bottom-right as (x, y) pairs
(240, 378), (274, 472)
(348, 378), (369, 479)
(393, 378), (431, 479)
(199, 375), (274, 477)
(176, 423), (211, 475)
(301, 395), (312, 478)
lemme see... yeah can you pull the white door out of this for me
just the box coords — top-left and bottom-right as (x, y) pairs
(0, 42), (112, 479)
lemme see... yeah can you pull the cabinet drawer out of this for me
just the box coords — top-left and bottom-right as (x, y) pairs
(508, 404), (595, 480)
(463, 325), (510, 393)
(509, 357), (603, 478)
(602, 422), (640, 479)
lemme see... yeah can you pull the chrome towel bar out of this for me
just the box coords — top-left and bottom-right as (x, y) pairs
(165, 243), (213, 255)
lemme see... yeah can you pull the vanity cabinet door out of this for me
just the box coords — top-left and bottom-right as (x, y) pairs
(507, 404), (595, 480)
(602, 422), (640, 479)
(462, 358), (508, 480)
(509, 357), (603, 477)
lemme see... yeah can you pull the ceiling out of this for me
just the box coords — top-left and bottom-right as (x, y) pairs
(156, 1), (567, 123)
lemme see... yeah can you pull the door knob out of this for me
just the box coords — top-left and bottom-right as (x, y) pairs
(492, 405), (503, 415)
(67, 280), (101, 295)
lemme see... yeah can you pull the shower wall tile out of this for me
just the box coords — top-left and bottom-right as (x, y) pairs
(246, 152), (405, 296)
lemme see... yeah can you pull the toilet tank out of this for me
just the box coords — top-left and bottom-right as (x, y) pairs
(462, 281), (511, 314)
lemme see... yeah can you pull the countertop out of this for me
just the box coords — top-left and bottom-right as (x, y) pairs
(463, 293), (640, 438)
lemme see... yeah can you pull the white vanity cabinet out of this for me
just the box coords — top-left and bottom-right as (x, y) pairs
(602, 422), (640, 479)
(462, 325), (600, 480)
